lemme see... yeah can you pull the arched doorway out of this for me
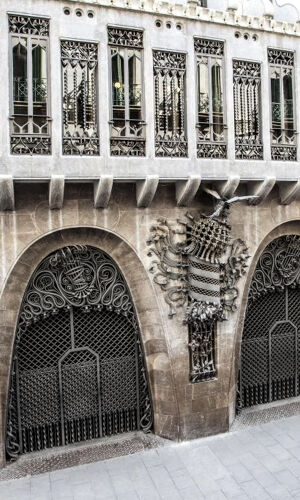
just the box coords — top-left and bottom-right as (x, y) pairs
(6, 245), (153, 460)
(239, 234), (300, 409)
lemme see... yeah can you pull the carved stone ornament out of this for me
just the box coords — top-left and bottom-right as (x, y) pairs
(268, 48), (294, 67)
(9, 15), (49, 36)
(194, 38), (224, 56)
(147, 191), (252, 382)
(107, 26), (143, 48)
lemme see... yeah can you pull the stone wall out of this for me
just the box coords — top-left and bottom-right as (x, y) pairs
(0, 183), (300, 467)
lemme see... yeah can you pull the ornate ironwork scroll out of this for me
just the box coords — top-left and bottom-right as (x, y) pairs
(153, 50), (187, 157)
(61, 40), (99, 155)
(6, 245), (152, 460)
(233, 60), (263, 160)
(109, 27), (145, 156)
(268, 49), (297, 162)
(148, 192), (251, 382)
(9, 15), (51, 155)
(239, 235), (300, 410)
(195, 38), (227, 159)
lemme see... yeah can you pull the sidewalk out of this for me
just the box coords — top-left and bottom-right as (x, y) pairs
(1, 413), (300, 499)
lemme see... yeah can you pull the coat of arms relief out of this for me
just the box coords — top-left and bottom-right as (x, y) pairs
(147, 189), (254, 382)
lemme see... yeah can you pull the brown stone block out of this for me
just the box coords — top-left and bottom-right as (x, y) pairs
(154, 413), (179, 441)
(179, 406), (228, 440)
(145, 338), (168, 356)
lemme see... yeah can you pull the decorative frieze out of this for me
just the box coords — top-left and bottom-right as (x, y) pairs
(107, 26), (143, 48)
(194, 38), (224, 56)
(8, 14), (49, 36)
(268, 48), (294, 67)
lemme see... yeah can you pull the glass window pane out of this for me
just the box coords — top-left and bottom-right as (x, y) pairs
(32, 41), (47, 105)
(12, 38), (28, 116)
(283, 72), (293, 130)
(198, 61), (209, 124)
(112, 52), (125, 109)
(128, 53), (142, 107)
(271, 70), (281, 129)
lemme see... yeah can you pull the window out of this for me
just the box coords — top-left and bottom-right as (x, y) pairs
(153, 50), (187, 157)
(194, 38), (226, 159)
(9, 15), (51, 155)
(61, 40), (99, 155)
(233, 60), (263, 160)
(108, 26), (145, 156)
(268, 48), (296, 161)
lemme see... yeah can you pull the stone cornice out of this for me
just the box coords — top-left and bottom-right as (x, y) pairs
(63, 0), (300, 37)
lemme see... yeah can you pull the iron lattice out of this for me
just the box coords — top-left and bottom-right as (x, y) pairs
(239, 235), (300, 410)
(6, 245), (153, 460)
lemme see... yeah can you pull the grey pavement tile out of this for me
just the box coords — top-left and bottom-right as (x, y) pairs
(238, 452), (262, 471)
(117, 491), (139, 500)
(240, 479), (271, 499)
(275, 469), (300, 491)
(135, 487), (160, 499)
(229, 463), (253, 483)
(260, 453), (285, 473)
(274, 432), (299, 450)
(169, 469), (197, 490)
(267, 444), (293, 461)
(192, 471), (221, 496)
(284, 458), (300, 478)
(264, 483), (293, 499)
(159, 488), (182, 499)
(250, 465), (280, 488)
(109, 475), (135, 495)
(216, 476), (244, 497)
(180, 487), (204, 499)
(141, 450), (163, 468)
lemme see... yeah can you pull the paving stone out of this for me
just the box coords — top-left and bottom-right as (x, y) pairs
(275, 469), (300, 491)
(229, 463), (252, 483)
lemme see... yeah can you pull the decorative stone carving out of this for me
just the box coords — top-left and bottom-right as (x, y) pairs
(194, 37), (224, 56)
(8, 15), (49, 36)
(268, 48), (295, 66)
(147, 190), (252, 382)
(107, 26), (143, 48)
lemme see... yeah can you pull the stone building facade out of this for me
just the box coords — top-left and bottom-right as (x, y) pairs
(1, 0), (300, 470)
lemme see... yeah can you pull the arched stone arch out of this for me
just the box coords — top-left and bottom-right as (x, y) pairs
(229, 219), (300, 422)
(0, 226), (178, 467)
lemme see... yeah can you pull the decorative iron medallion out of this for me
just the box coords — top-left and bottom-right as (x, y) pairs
(6, 245), (153, 460)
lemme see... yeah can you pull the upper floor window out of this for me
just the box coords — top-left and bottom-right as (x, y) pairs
(194, 38), (226, 159)
(153, 50), (187, 157)
(61, 40), (99, 156)
(9, 15), (51, 155)
(268, 48), (296, 161)
(233, 60), (263, 160)
(108, 26), (145, 157)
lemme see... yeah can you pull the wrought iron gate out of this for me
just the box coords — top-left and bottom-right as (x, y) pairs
(239, 235), (300, 409)
(6, 245), (153, 460)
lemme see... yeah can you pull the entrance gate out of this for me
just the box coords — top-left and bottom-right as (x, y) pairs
(6, 245), (153, 460)
(239, 235), (300, 409)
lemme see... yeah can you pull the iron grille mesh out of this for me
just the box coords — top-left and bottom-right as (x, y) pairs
(6, 245), (153, 460)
